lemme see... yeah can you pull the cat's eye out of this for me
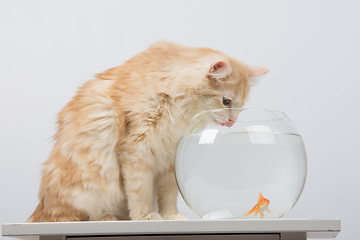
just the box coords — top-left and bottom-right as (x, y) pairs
(222, 97), (232, 106)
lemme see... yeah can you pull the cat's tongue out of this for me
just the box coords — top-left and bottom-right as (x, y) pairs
(221, 120), (235, 128)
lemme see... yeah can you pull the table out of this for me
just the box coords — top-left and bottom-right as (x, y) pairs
(2, 219), (340, 240)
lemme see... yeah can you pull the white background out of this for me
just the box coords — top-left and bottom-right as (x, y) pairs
(0, 1), (359, 239)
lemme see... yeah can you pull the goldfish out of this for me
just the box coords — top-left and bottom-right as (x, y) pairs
(244, 193), (271, 219)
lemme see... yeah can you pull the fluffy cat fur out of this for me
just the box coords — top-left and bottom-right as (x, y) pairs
(28, 41), (268, 222)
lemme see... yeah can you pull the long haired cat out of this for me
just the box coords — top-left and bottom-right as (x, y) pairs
(28, 41), (268, 222)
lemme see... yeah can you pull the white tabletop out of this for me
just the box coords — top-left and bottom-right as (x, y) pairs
(2, 219), (340, 239)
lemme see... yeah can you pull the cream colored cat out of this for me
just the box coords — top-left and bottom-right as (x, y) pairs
(28, 41), (268, 222)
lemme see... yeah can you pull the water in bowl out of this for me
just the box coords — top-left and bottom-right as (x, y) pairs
(175, 131), (307, 219)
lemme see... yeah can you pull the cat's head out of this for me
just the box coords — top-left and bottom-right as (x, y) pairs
(192, 57), (268, 126)
(142, 41), (268, 127)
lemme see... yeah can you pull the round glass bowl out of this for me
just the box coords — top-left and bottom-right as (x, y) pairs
(175, 108), (307, 219)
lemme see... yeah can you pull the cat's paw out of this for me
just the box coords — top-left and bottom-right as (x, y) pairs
(99, 214), (119, 221)
(139, 212), (163, 220)
(164, 213), (187, 220)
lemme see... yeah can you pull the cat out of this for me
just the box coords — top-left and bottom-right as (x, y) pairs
(28, 41), (268, 222)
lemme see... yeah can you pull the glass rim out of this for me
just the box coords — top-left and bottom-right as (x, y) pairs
(192, 108), (287, 122)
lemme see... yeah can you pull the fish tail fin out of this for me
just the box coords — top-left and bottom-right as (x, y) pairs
(243, 204), (258, 217)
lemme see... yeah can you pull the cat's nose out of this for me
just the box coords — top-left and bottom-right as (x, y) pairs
(223, 119), (235, 127)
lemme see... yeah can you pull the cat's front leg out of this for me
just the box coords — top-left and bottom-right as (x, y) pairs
(156, 167), (187, 220)
(122, 154), (162, 220)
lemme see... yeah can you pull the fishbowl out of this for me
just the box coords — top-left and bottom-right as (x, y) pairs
(175, 108), (307, 219)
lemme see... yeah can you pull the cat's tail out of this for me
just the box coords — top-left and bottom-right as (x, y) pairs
(27, 198), (45, 222)
(27, 198), (88, 222)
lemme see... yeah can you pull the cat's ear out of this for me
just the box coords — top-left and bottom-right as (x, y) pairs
(208, 60), (232, 80)
(247, 65), (269, 78)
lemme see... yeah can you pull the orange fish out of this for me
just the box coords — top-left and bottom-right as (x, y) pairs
(244, 193), (271, 219)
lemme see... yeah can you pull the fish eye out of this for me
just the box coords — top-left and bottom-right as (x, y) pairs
(222, 97), (232, 106)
